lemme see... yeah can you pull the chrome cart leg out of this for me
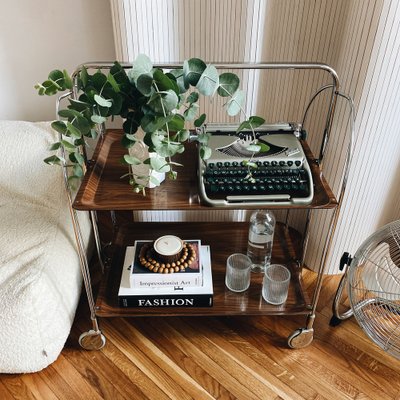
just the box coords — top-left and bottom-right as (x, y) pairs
(288, 207), (339, 348)
(288, 320), (315, 349)
(57, 92), (106, 349)
(68, 204), (106, 350)
(330, 252), (354, 326)
(78, 318), (106, 350)
(90, 210), (106, 273)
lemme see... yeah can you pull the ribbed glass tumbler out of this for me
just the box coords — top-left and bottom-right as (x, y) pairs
(225, 253), (251, 292)
(262, 264), (291, 305)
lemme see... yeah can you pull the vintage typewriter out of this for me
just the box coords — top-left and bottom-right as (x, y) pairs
(198, 123), (314, 206)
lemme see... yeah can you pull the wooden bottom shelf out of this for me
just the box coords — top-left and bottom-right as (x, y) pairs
(95, 222), (311, 317)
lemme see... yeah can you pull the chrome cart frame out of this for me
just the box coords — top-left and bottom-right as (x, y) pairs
(57, 62), (353, 349)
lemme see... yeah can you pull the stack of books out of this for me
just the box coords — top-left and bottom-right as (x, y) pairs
(118, 240), (213, 307)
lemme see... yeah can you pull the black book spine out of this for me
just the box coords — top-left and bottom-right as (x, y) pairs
(118, 294), (213, 308)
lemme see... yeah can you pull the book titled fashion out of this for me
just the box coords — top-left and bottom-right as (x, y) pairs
(118, 245), (213, 307)
(130, 240), (202, 289)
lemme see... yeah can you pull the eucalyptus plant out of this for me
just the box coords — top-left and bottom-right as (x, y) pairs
(36, 55), (267, 193)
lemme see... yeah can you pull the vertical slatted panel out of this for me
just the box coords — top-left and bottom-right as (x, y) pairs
(111, 0), (400, 273)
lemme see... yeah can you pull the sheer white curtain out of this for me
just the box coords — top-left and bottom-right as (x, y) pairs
(110, 0), (400, 273)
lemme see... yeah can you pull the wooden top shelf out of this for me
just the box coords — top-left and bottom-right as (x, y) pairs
(95, 222), (311, 317)
(73, 129), (338, 211)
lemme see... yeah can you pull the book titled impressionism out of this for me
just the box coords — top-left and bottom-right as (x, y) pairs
(130, 240), (202, 289)
(118, 245), (213, 307)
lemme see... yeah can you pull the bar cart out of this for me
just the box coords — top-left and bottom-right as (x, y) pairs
(59, 62), (352, 350)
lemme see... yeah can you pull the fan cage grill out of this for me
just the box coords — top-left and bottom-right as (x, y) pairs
(348, 220), (400, 360)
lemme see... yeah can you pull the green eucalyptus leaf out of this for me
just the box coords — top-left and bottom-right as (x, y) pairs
(217, 72), (240, 97)
(94, 94), (112, 108)
(91, 72), (107, 91)
(80, 66), (89, 87)
(150, 130), (166, 148)
(186, 92), (199, 104)
(72, 115), (91, 135)
(196, 131), (211, 144)
(196, 65), (219, 96)
(226, 89), (245, 116)
(148, 90), (179, 114)
(168, 170), (178, 180)
(137, 73), (154, 96)
(66, 121), (82, 138)
(141, 115), (172, 133)
(58, 109), (82, 119)
(183, 58), (206, 86)
(172, 129), (190, 142)
(236, 116), (266, 132)
(49, 142), (62, 151)
(199, 145), (212, 160)
(248, 116), (266, 128)
(153, 69), (179, 94)
(91, 114), (107, 124)
(44, 155), (63, 165)
(42, 80), (59, 96)
(128, 53), (153, 84)
(123, 154), (142, 165)
(69, 151), (85, 165)
(194, 113), (206, 127)
(183, 103), (199, 121)
(48, 70), (64, 88)
(61, 139), (76, 151)
(35, 84), (46, 96)
(246, 144), (261, 152)
(168, 68), (188, 93)
(167, 114), (185, 131)
(236, 120), (251, 132)
(108, 93), (123, 115)
(107, 72), (120, 92)
(73, 164), (84, 177)
(150, 157), (170, 173)
(68, 98), (91, 112)
(258, 142), (270, 152)
(63, 69), (73, 89)
(51, 120), (68, 134)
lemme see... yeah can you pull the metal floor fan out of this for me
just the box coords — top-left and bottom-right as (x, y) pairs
(331, 220), (400, 360)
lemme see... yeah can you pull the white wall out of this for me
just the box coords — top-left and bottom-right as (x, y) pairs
(0, 0), (115, 122)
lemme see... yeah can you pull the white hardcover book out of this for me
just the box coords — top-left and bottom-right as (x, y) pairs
(129, 240), (202, 289)
(118, 245), (213, 307)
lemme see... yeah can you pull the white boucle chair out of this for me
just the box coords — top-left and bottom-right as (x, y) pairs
(0, 121), (91, 373)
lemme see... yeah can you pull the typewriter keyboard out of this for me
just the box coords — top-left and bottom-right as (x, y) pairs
(203, 162), (311, 200)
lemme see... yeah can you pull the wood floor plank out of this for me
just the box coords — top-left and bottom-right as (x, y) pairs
(0, 381), (18, 400)
(183, 317), (328, 400)
(69, 319), (150, 400)
(132, 317), (245, 400)
(101, 317), (202, 400)
(141, 317), (279, 400)
(0, 375), (36, 400)
(20, 374), (58, 400)
(239, 315), (396, 400)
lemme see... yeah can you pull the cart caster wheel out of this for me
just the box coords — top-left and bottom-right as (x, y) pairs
(329, 315), (343, 327)
(287, 328), (314, 348)
(78, 329), (106, 350)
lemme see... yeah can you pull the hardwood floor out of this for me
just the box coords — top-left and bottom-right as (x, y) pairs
(1, 268), (399, 399)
